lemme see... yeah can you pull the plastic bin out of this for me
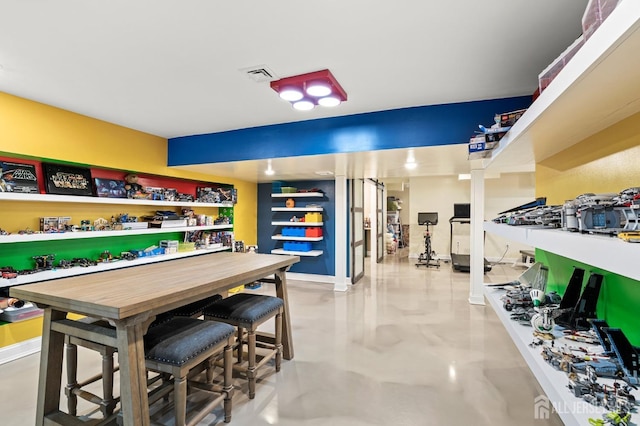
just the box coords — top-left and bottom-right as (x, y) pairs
(305, 227), (323, 237)
(304, 212), (322, 223)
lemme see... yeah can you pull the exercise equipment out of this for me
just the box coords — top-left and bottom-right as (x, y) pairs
(449, 203), (492, 273)
(415, 212), (440, 268)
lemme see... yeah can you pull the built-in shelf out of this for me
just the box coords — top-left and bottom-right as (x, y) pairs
(271, 221), (323, 227)
(484, 221), (640, 281)
(271, 207), (323, 212)
(270, 248), (323, 257)
(0, 192), (232, 208)
(482, 1), (640, 173)
(0, 247), (231, 289)
(271, 235), (323, 242)
(484, 287), (632, 426)
(0, 225), (233, 244)
(271, 192), (323, 198)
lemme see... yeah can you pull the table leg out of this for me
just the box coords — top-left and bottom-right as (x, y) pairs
(115, 316), (151, 426)
(274, 268), (294, 360)
(35, 308), (66, 426)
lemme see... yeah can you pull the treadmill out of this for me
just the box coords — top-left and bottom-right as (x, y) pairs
(449, 203), (492, 273)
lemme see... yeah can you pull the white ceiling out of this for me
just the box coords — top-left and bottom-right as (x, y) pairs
(0, 0), (588, 184)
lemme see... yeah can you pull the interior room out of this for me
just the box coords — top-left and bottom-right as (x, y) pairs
(1, 1), (640, 425)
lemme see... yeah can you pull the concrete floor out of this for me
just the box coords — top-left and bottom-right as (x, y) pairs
(0, 252), (563, 425)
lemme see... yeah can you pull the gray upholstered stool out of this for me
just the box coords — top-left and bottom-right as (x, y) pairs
(144, 316), (236, 425)
(152, 294), (223, 325)
(203, 293), (284, 399)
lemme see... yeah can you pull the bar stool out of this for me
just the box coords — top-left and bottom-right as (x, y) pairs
(144, 316), (236, 425)
(203, 293), (284, 399)
(63, 295), (223, 419)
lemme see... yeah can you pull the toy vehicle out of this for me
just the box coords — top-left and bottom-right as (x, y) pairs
(617, 231), (640, 243)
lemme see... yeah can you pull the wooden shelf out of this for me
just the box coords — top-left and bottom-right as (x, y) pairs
(0, 192), (232, 208)
(271, 235), (323, 242)
(483, 2), (640, 172)
(484, 222), (640, 281)
(271, 221), (323, 227)
(0, 247), (232, 289)
(271, 192), (324, 198)
(270, 248), (323, 257)
(271, 207), (323, 212)
(0, 225), (233, 244)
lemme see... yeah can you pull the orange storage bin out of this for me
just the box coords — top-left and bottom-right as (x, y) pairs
(305, 227), (323, 237)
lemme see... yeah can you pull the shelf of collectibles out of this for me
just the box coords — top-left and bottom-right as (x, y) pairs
(270, 187), (324, 257)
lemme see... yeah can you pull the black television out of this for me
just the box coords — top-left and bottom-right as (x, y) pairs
(418, 212), (438, 225)
(453, 203), (471, 219)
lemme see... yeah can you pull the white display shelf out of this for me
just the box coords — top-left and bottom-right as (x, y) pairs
(270, 248), (323, 257)
(483, 1), (640, 172)
(0, 247), (231, 289)
(484, 222), (640, 281)
(0, 192), (231, 208)
(271, 235), (323, 242)
(271, 221), (323, 227)
(271, 207), (323, 212)
(0, 225), (233, 244)
(271, 192), (323, 198)
(483, 287), (638, 426)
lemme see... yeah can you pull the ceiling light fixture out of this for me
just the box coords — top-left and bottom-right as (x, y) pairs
(265, 160), (275, 176)
(270, 69), (347, 111)
(404, 161), (417, 170)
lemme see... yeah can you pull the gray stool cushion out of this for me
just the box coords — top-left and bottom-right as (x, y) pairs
(152, 294), (223, 325)
(145, 317), (235, 366)
(203, 293), (284, 328)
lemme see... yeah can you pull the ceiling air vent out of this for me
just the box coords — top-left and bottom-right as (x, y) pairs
(240, 65), (278, 83)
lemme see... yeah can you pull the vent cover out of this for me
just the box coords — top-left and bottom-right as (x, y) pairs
(240, 65), (278, 82)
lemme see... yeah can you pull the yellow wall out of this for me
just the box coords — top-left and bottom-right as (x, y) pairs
(536, 111), (640, 202)
(0, 91), (257, 244)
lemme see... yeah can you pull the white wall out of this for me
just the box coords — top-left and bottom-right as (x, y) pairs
(407, 172), (535, 262)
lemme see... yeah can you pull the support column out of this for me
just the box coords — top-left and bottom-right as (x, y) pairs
(469, 168), (486, 305)
(334, 175), (349, 292)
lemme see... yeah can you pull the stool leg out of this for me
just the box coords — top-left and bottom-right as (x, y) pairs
(65, 339), (79, 416)
(100, 347), (116, 416)
(236, 326), (244, 364)
(174, 374), (188, 426)
(275, 310), (283, 373)
(247, 329), (257, 399)
(223, 340), (233, 423)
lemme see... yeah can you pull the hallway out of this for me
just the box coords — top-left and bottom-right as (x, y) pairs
(0, 256), (562, 425)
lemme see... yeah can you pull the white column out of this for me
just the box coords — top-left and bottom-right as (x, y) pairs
(469, 168), (485, 305)
(334, 175), (349, 292)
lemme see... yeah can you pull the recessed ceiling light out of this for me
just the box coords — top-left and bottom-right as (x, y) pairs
(292, 100), (314, 111)
(315, 171), (334, 176)
(404, 161), (417, 170)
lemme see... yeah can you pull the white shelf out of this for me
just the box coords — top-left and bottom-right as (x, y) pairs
(271, 192), (323, 198)
(271, 235), (323, 242)
(0, 225), (233, 244)
(271, 207), (323, 212)
(483, 2), (640, 172)
(0, 247), (232, 289)
(484, 287), (636, 426)
(0, 192), (231, 208)
(271, 221), (323, 227)
(484, 222), (640, 281)
(270, 248), (323, 257)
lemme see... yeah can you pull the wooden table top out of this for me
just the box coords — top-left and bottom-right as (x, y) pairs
(11, 252), (299, 320)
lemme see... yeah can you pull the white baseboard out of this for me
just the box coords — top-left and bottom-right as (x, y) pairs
(285, 272), (335, 284)
(0, 337), (41, 365)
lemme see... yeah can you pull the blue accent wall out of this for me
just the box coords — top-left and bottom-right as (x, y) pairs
(168, 96), (532, 165)
(258, 181), (335, 276)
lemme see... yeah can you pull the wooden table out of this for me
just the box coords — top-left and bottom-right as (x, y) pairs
(11, 252), (299, 426)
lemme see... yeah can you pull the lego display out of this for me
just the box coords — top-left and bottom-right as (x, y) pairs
(42, 162), (93, 196)
(0, 161), (39, 193)
(94, 178), (127, 198)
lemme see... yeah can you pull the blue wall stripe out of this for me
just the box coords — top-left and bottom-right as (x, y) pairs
(168, 96), (531, 166)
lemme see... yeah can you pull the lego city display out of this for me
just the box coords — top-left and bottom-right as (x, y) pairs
(42, 163), (93, 196)
(0, 161), (39, 193)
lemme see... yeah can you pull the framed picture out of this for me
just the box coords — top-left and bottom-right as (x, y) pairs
(94, 178), (127, 198)
(42, 163), (93, 196)
(1, 161), (39, 193)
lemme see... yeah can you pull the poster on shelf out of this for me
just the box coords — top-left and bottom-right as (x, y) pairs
(42, 163), (93, 196)
(0, 161), (39, 193)
(94, 178), (127, 198)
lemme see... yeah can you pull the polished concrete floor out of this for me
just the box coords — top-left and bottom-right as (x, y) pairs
(0, 252), (563, 425)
